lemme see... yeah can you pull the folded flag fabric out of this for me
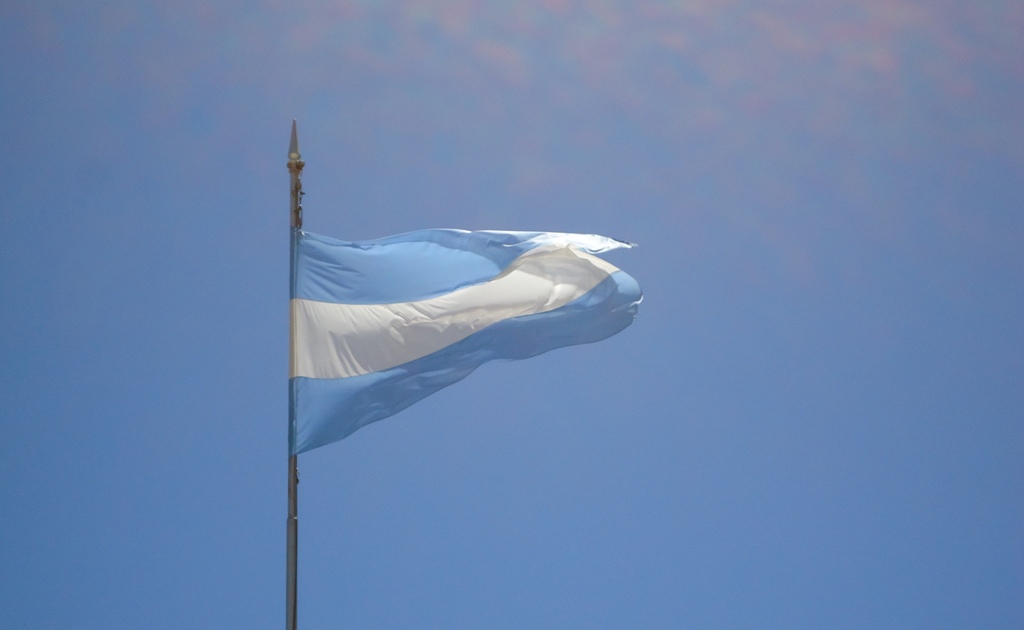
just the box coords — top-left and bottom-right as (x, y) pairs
(289, 228), (642, 454)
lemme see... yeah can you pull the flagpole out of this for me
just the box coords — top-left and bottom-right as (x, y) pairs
(286, 120), (304, 630)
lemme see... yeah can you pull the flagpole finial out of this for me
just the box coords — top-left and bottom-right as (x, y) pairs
(288, 119), (301, 162)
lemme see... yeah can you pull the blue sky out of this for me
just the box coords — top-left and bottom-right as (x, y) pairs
(1, 2), (1022, 628)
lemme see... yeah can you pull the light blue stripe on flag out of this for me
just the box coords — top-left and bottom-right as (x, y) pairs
(289, 228), (642, 454)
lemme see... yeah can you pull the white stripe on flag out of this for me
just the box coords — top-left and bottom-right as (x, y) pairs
(291, 245), (619, 379)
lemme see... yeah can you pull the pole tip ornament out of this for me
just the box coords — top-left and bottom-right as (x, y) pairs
(288, 119), (302, 162)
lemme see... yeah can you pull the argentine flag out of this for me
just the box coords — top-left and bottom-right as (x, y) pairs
(289, 228), (642, 454)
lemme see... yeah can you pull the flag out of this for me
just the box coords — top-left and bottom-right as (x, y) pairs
(289, 228), (642, 454)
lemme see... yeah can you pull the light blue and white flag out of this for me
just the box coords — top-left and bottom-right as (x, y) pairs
(289, 228), (642, 454)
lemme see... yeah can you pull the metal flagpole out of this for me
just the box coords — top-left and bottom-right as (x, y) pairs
(286, 120), (304, 630)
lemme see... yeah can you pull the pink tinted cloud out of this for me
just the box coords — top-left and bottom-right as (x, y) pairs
(54, 0), (1015, 281)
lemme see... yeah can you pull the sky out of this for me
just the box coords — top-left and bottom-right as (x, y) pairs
(1, 1), (1022, 628)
